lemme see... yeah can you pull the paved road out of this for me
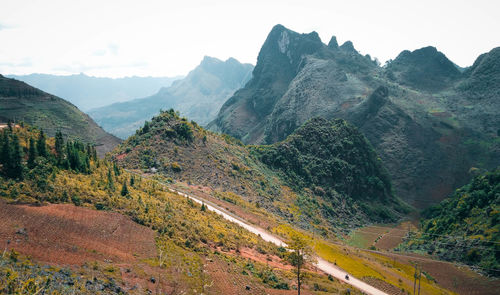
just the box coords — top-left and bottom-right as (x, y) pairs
(127, 170), (389, 295)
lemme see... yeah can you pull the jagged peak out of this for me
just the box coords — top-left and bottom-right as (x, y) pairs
(340, 41), (356, 53)
(328, 36), (338, 49)
(200, 56), (222, 66)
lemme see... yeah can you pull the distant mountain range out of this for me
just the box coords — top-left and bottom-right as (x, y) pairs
(210, 24), (500, 208)
(0, 74), (121, 155)
(7, 73), (181, 110)
(88, 57), (253, 139)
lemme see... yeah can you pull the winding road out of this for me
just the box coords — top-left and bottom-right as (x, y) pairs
(128, 170), (388, 295)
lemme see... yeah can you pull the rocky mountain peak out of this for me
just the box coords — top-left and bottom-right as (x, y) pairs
(328, 36), (339, 49)
(386, 46), (461, 91)
(340, 41), (356, 53)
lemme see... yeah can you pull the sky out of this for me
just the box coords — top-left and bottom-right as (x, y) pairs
(1, 0), (499, 78)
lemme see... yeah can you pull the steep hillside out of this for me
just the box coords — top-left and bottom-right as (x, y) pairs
(0, 123), (369, 295)
(0, 74), (121, 154)
(401, 168), (500, 276)
(89, 57), (253, 139)
(7, 73), (180, 110)
(210, 24), (500, 208)
(113, 110), (408, 233)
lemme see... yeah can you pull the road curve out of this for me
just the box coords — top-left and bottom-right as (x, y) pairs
(127, 170), (388, 295)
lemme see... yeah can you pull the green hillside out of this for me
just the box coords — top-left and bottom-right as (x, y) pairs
(0, 74), (121, 155)
(401, 168), (500, 275)
(113, 110), (408, 234)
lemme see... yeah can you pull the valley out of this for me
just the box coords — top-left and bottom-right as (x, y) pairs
(0, 4), (498, 294)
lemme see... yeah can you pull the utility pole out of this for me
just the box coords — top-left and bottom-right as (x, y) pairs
(413, 262), (417, 295)
(418, 267), (422, 295)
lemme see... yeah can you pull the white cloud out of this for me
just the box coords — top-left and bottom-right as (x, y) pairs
(0, 0), (498, 77)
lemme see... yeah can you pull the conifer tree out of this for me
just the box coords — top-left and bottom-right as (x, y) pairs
(130, 175), (135, 187)
(54, 131), (64, 165)
(36, 130), (48, 158)
(0, 131), (10, 168)
(107, 168), (115, 190)
(113, 162), (120, 176)
(27, 137), (37, 169)
(8, 134), (24, 179)
(121, 180), (129, 196)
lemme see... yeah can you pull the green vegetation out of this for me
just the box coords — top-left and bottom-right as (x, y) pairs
(252, 118), (408, 222)
(115, 110), (408, 237)
(401, 168), (500, 276)
(2, 123), (353, 294)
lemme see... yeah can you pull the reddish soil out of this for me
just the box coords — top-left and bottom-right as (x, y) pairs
(375, 223), (411, 250)
(372, 251), (500, 295)
(0, 200), (168, 293)
(363, 277), (405, 295)
(115, 153), (127, 160)
(205, 255), (316, 295)
(234, 247), (293, 271)
(0, 200), (157, 265)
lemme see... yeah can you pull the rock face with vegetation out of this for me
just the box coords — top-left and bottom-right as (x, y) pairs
(0, 75), (121, 155)
(210, 24), (500, 208)
(89, 57), (253, 139)
(114, 110), (408, 233)
(402, 168), (499, 276)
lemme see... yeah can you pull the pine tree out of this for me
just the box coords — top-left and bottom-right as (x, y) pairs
(8, 134), (24, 179)
(36, 130), (48, 158)
(130, 175), (135, 187)
(55, 131), (64, 165)
(27, 137), (37, 169)
(107, 168), (115, 190)
(0, 131), (10, 168)
(121, 180), (129, 196)
(113, 162), (120, 176)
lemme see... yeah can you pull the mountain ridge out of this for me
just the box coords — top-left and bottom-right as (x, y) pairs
(89, 56), (253, 139)
(210, 24), (500, 208)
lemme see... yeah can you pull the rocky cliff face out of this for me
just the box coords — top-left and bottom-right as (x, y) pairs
(211, 25), (500, 208)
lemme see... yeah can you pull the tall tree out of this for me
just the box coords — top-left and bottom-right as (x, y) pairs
(36, 130), (48, 158)
(54, 131), (64, 165)
(121, 180), (129, 196)
(8, 134), (24, 179)
(27, 137), (37, 169)
(0, 131), (10, 168)
(107, 168), (115, 190)
(286, 234), (315, 295)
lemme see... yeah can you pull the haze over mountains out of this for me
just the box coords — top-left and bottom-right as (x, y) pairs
(210, 24), (500, 208)
(7, 73), (181, 110)
(89, 56), (253, 139)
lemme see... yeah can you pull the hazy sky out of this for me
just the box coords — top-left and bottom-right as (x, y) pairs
(1, 0), (499, 78)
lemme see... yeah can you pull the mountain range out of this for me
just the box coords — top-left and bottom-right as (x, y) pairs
(88, 57), (253, 139)
(210, 24), (500, 208)
(7, 73), (181, 110)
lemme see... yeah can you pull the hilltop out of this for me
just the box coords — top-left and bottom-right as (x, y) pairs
(210, 24), (500, 208)
(113, 110), (408, 233)
(0, 74), (121, 154)
(89, 57), (253, 139)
